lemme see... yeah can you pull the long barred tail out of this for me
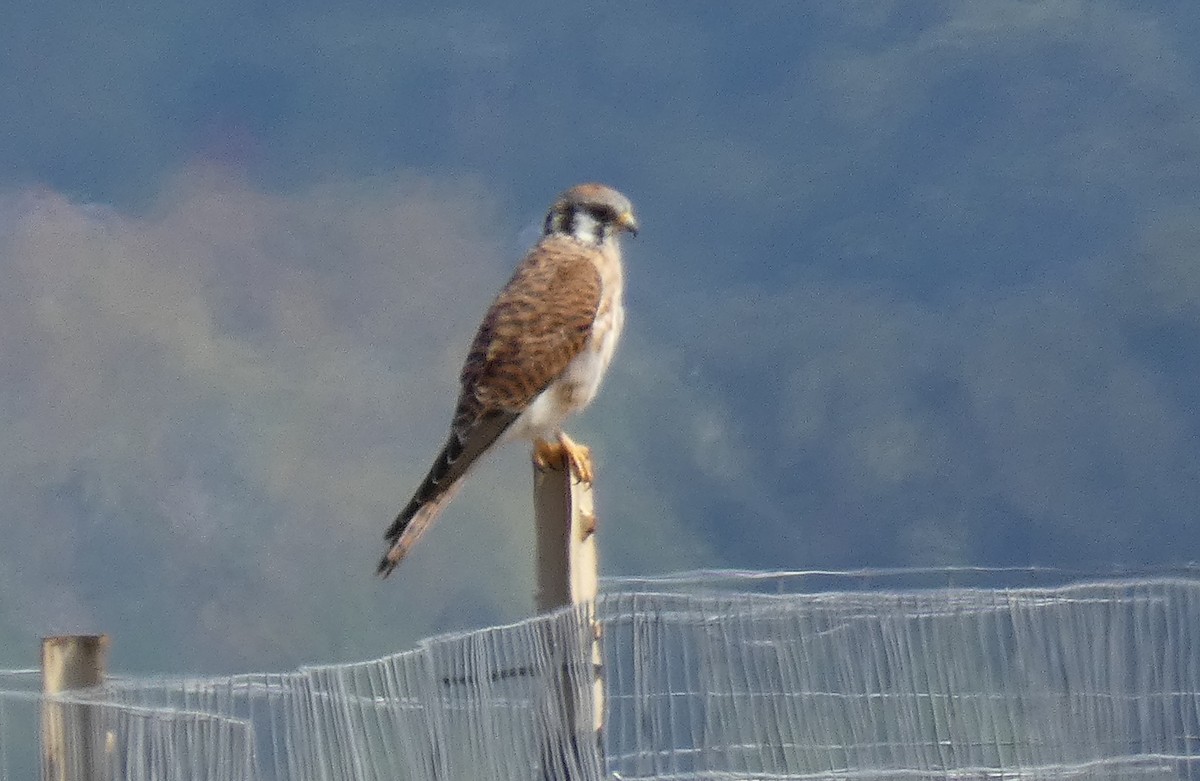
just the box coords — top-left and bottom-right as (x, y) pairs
(377, 486), (461, 577)
(377, 411), (517, 577)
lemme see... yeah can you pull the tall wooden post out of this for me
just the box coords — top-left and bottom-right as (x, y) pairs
(533, 448), (603, 779)
(534, 458), (599, 613)
(41, 635), (109, 781)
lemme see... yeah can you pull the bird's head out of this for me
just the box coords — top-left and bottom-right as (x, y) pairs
(544, 183), (639, 245)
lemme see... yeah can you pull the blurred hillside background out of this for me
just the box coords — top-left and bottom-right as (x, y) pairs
(2, 1), (1200, 673)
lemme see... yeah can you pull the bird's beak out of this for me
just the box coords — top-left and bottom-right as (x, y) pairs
(617, 210), (639, 237)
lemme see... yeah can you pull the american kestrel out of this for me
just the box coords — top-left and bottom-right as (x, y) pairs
(378, 184), (638, 577)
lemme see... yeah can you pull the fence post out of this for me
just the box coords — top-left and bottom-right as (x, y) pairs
(533, 447), (603, 779)
(41, 635), (109, 781)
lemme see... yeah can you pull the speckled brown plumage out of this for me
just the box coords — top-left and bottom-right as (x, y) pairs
(461, 237), (603, 420)
(378, 183), (637, 576)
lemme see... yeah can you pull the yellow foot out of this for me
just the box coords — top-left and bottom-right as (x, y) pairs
(559, 433), (594, 484)
(532, 433), (594, 484)
(532, 439), (558, 472)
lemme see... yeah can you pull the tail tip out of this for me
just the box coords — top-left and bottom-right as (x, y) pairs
(377, 544), (404, 578)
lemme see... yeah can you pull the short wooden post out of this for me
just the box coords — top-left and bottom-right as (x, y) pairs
(41, 635), (109, 781)
(533, 448), (603, 779)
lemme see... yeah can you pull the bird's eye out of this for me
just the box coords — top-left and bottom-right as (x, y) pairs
(588, 205), (617, 223)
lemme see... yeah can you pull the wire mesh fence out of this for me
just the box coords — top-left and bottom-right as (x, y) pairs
(2, 569), (1198, 780)
(600, 570), (1200, 780)
(0, 668), (257, 781)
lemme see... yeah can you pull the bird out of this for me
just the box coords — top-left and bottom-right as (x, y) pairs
(377, 183), (638, 577)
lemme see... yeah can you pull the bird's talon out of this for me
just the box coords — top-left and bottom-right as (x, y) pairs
(532, 436), (595, 483)
(532, 440), (560, 472)
(558, 433), (594, 484)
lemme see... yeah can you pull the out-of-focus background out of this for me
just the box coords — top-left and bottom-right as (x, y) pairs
(2, 1), (1199, 673)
